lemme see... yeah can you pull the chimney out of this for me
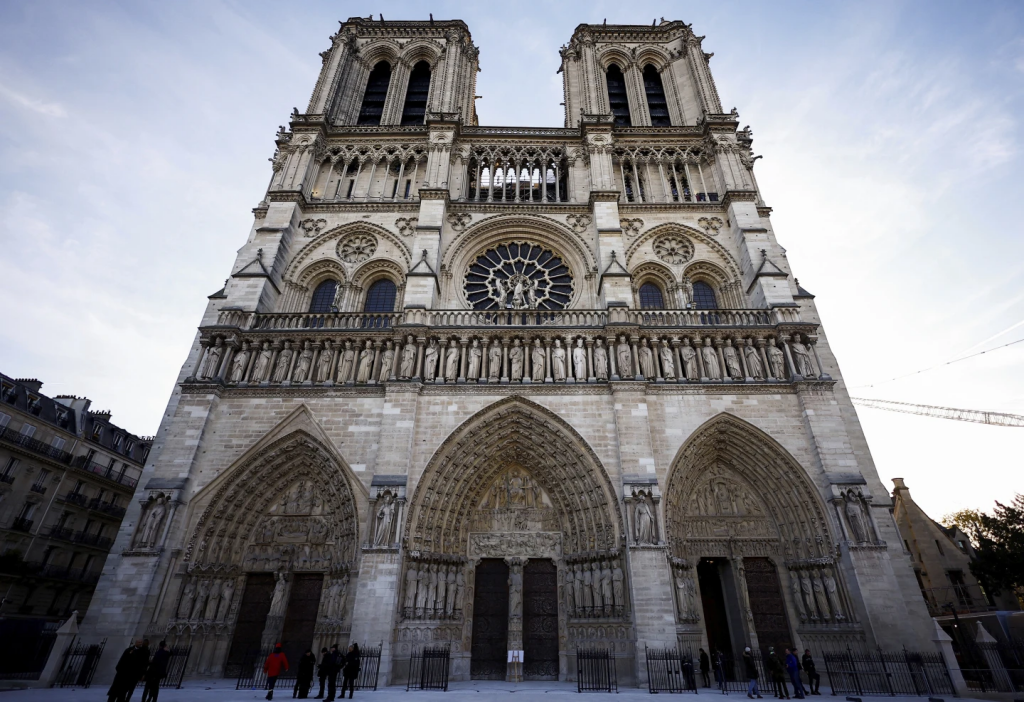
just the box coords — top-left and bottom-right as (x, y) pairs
(15, 378), (43, 394)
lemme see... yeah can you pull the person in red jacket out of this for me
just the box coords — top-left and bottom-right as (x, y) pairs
(263, 644), (289, 701)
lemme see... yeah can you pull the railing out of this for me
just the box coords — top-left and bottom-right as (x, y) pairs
(0, 426), (73, 464)
(923, 584), (996, 616)
(958, 639), (1024, 693)
(822, 646), (955, 697)
(73, 456), (138, 489)
(11, 517), (33, 533)
(577, 646), (618, 692)
(0, 620), (59, 681)
(645, 646), (697, 693)
(714, 651), (768, 693)
(53, 638), (106, 688)
(29, 482), (47, 495)
(87, 497), (127, 518)
(158, 645), (193, 689)
(354, 643), (383, 691)
(406, 644), (450, 691)
(45, 525), (76, 541)
(58, 492), (87, 507)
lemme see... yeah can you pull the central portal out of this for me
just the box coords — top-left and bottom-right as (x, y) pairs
(523, 560), (558, 679)
(470, 559), (509, 679)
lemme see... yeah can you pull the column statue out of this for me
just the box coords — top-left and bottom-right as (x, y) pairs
(199, 338), (224, 380)
(611, 560), (625, 609)
(467, 339), (482, 379)
(404, 565), (419, 612)
(315, 342), (334, 382)
(723, 339), (742, 379)
(616, 335), (632, 378)
(660, 340), (676, 380)
(510, 339), (524, 381)
(488, 340), (502, 380)
(766, 338), (785, 379)
(444, 340), (460, 381)
(744, 339), (764, 380)
(572, 338), (587, 380)
(551, 339), (567, 381)
(229, 342), (250, 382)
(338, 341), (356, 382)
(271, 342), (293, 383)
(701, 338), (721, 379)
(293, 341), (313, 382)
(356, 340), (374, 382)
(791, 335), (815, 377)
(638, 338), (655, 379)
(176, 579), (196, 619)
(216, 578), (235, 622)
(823, 568), (845, 620)
(680, 338), (699, 380)
(530, 339), (545, 382)
(423, 339), (439, 381)
(399, 335), (417, 379)
(593, 339), (609, 380)
(251, 341), (273, 383)
(268, 572), (288, 617)
(378, 341), (394, 381)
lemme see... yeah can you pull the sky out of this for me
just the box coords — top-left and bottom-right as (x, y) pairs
(0, 0), (1021, 521)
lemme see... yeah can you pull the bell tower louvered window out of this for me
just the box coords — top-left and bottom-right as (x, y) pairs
(643, 65), (671, 126)
(357, 61), (392, 126)
(606, 64), (631, 126)
(400, 61), (431, 126)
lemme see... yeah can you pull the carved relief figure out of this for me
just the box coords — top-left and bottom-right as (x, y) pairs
(681, 275), (694, 307)
(790, 572), (808, 621)
(593, 339), (609, 380)
(315, 341), (333, 382)
(229, 342), (250, 382)
(268, 572), (288, 617)
(551, 339), (567, 381)
(612, 560), (625, 609)
(681, 338), (699, 380)
(191, 579), (211, 620)
(801, 573), (817, 620)
(134, 495), (167, 549)
(374, 493), (396, 546)
(660, 340), (675, 380)
(723, 339), (742, 378)
(444, 340), (460, 381)
(356, 340), (374, 383)
(767, 338), (785, 379)
(508, 563), (523, 615)
(404, 565), (419, 611)
(572, 338), (587, 379)
(423, 339), (439, 381)
(378, 341), (394, 381)
(790, 335), (815, 377)
(467, 339), (482, 379)
(216, 578), (235, 622)
(445, 566), (457, 615)
(291, 341), (313, 382)
(634, 496), (655, 544)
(435, 565), (447, 614)
(177, 579), (196, 619)
(199, 338), (224, 380)
(488, 340), (502, 380)
(425, 564), (438, 612)
(675, 569), (696, 620)
(510, 339), (524, 381)
(581, 564), (593, 609)
(617, 335), (633, 377)
(744, 339), (764, 380)
(812, 571), (831, 620)
(701, 338), (722, 379)
(399, 335), (417, 379)
(600, 561), (613, 613)
(454, 569), (464, 612)
(845, 492), (869, 542)
(639, 338), (655, 379)
(338, 341), (356, 382)
(251, 341), (273, 383)
(565, 567), (577, 614)
(531, 339), (545, 381)
(590, 562), (602, 610)
(204, 580), (222, 620)
(573, 564), (585, 613)
(823, 568), (845, 620)
(271, 342), (293, 383)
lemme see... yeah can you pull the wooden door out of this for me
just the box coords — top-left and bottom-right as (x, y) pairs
(523, 559), (559, 679)
(470, 559), (509, 679)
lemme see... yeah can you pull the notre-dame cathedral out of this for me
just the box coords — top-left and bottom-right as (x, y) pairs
(80, 17), (935, 686)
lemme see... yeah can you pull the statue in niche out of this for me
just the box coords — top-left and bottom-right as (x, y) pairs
(612, 560), (625, 609)
(444, 340), (460, 381)
(177, 579), (196, 619)
(510, 339), (524, 381)
(593, 339), (609, 380)
(573, 564), (585, 613)
(134, 495), (167, 549)
(191, 579), (210, 620)
(581, 564), (593, 609)
(551, 339), (567, 381)
(638, 338), (655, 379)
(229, 342), (250, 383)
(374, 493), (396, 546)
(675, 569), (696, 620)
(415, 566), (429, 613)
(811, 571), (831, 620)
(216, 579), (235, 622)
(844, 492), (869, 542)
(744, 339), (764, 380)
(660, 339), (675, 380)
(701, 338), (721, 379)
(572, 338), (587, 380)
(600, 561), (613, 612)
(293, 341), (313, 382)
(634, 495), (655, 544)
(204, 580), (221, 620)
(251, 341), (273, 383)
(399, 335), (417, 379)
(445, 566), (457, 615)
(423, 339), (439, 381)
(199, 338), (224, 379)
(454, 569), (464, 611)
(801, 573), (817, 620)
(790, 335), (815, 377)
(356, 340), (373, 383)
(824, 568), (845, 620)
(790, 572), (808, 621)
(681, 275), (694, 307)
(378, 341), (394, 381)
(435, 566), (447, 616)
(404, 565), (419, 611)
(488, 340), (502, 380)
(565, 567), (577, 614)
(531, 339), (545, 381)
(271, 342), (293, 383)
(681, 338), (699, 380)
(723, 339), (742, 378)
(590, 562), (603, 610)
(616, 335), (633, 377)
(315, 341), (333, 382)
(467, 339), (482, 379)
(268, 572), (288, 618)
(425, 564), (438, 612)
(338, 341), (356, 382)
(766, 338), (785, 378)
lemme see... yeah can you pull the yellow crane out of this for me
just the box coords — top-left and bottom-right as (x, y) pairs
(850, 397), (1024, 427)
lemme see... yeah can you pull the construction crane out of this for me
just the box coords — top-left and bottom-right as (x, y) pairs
(850, 397), (1024, 427)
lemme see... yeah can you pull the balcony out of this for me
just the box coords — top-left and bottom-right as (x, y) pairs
(74, 531), (113, 549)
(10, 517), (33, 533)
(87, 497), (126, 519)
(0, 426), (73, 465)
(0, 474), (13, 485)
(58, 491), (88, 508)
(922, 584), (997, 616)
(29, 482), (47, 495)
(33, 562), (101, 584)
(45, 524), (76, 542)
(72, 456), (138, 490)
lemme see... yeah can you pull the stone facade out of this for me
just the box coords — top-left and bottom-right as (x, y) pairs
(79, 17), (936, 686)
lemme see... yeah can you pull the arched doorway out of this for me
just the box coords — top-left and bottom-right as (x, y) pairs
(397, 397), (628, 681)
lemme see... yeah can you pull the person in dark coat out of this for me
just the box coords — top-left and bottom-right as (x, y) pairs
(140, 641), (170, 702)
(801, 650), (820, 695)
(294, 649), (316, 698)
(107, 639), (149, 702)
(699, 648), (711, 687)
(339, 643), (360, 699)
(766, 647), (790, 699)
(785, 648), (805, 699)
(324, 645), (341, 702)
(315, 648), (329, 699)
(743, 646), (763, 699)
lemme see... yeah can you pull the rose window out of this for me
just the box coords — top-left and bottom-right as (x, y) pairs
(338, 234), (377, 264)
(464, 241), (573, 310)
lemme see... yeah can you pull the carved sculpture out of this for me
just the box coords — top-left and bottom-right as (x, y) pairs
(251, 342), (273, 383)
(268, 572), (288, 617)
(616, 335), (633, 378)
(812, 571), (831, 620)
(444, 340), (460, 381)
(374, 493), (396, 546)
(681, 275), (694, 307)
(191, 579), (211, 620)
(801, 573), (817, 620)
(589, 562), (602, 610)
(378, 341), (394, 381)
(199, 338), (224, 380)
(445, 566), (457, 615)
(315, 342), (334, 382)
(177, 579), (196, 619)
(845, 492), (868, 543)
(551, 339), (567, 381)
(508, 562), (523, 615)
(635, 496), (655, 544)
(639, 338), (655, 379)
(573, 564), (585, 614)
(216, 578), (234, 622)
(681, 338), (699, 380)
(791, 572), (808, 621)
(701, 338), (722, 379)
(612, 560), (625, 609)
(791, 335), (815, 377)
(594, 339), (609, 380)
(600, 561), (613, 613)
(404, 565), (419, 610)
(723, 339), (742, 379)
(823, 568), (845, 620)
(744, 339), (764, 380)
(468, 339), (482, 379)
(423, 339), (439, 381)
(134, 495), (167, 549)
(531, 339), (545, 381)
(229, 342), (250, 382)
(338, 341), (355, 382)
(399, 335), (417, 379)
(356, 340), (373, 383)
(510, 339), (524, 381)
(659, 340), (675, 380)
(767, 338), (785, 378)
(271, 342), (293, 383)
(293, 341), (313, 382)
(204, 580), (221, 620)
(653, 234), (693, 265)
(572, 338), (587, 379)
(488, 340), (502, 380)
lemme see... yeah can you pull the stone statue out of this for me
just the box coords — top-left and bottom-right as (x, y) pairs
(374, 493), (396, 546)
(356, 340), (374, 382)
(767, 338), (785, 379)
(293, 341), (313, 382)
(445, 566), (457, 615)
(593, 339), (609, 380)
(435, 566), (447, 617)
(635, 496), (655, 544)
(487, 340), (502, 380)
(681, 275), (694, 307)
(723, 339), (742, 378)
(229, 342), (250, 382)
(791, 335), (815, 377)
(581, 563), (594, 609)
(812, 571), (831, 620)
(616, 335), (633, 378)
(268, 572), (288, 618)
(216, 578), (235, 622)
(204, 580), (221, 620)
(338, 340), (356, 382)
(508, 564), (523, 615)
(551, 339), (567, 381)
(565, 566), (577, 614)
(531, 339), (545, 381)
(399, 335), (417, 379)
(315, 342), (333, 382)
(199, 338), (224, 379)
(176, 579), (196, 619)
(600, 561), (613, 612)
(791, 572), (808, 621)
(612, 560), (624, 608)
(378, 341), (394, 381)
(423, 339), (439, 381)
(823, 568), (845, 620)
(680, 338), (699, 380)
(573, 564), (585, 614)
(590, 562), (602, 610)
(454, 569), (464, 612)
(251, 341), (273, 383)
(845, 493), (868, 542)
(801, 573), (817, 620)
(271, 342), (293, 382)
(444, 340), (460, 381)
(425, 564), (438, 612)
(191, 579), (211, 620)
(135, 495), (167, 548)
(701, 338), (721, 379)
(415, 566), (429, 612)
(510, 339), (524, 381)
(467, 339), (482, 379)
(744, 339), (764, 380)
(659, 340), (675, 380)
(675, 570), (693, 620)
(572, 339), (587, 380)
(404, 565), (419, 610)
(638, 338), (655, 379)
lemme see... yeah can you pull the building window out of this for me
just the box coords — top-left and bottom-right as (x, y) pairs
(363, 279), (397, 313)
(19, 423), (36, 438)
(639, 283), (665, 309)
(309, 280), (339, 313)
(0, 412), (9, 429)
(1, 457), (18, 480)
(606, 64), (631, 126)
(50, 437), (66, 451)
(357, 61), (392, 126)
(643, 65), (670, 126)
(691, 281), (718, 309)
(935, 539), (944, 556)
(400, 61), (431, 126)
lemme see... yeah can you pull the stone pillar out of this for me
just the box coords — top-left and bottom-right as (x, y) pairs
(975, 622), (1013, 692)
(932, 619), (969, 697)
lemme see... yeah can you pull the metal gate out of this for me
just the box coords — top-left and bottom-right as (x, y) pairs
(53, 638), (107, 688)
(470, 559), (509, 679)
(822, 647), (955, 696)
(353, 642), (383, 691)
(235, 646), (298, 690)
(577, 646), (617, 692)
(646, 646), (697, 693)
(523, 559), (559, 679)
(407, 643), (451, 691)
(160, 645), (192, 689)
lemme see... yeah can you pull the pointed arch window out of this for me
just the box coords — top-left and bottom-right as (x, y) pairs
(400, 61), (431, 126)
(357, 61), (392, 126)
(606, 64), (632, 126)
(643, 65), (671, 126)
(363, 279), (397, 313)
(309, 280), (339, 313)
(639, 282), (665, 309)
(692, 281), (718, 309)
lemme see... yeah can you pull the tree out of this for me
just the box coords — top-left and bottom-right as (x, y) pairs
(968, 494), (1024, 601)
(943, 508), (988, 546)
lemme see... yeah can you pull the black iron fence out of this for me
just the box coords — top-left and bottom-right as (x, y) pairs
(353, 642), (383, 691)
(958, 638), (1024, 693)
(577, 646), (618, 693)
(0, 619), (59, 680)
(235, 646), (297, 690)
(645, 646), (697, 693)
(160, 645), (192, 689)
(712, 651), (768, 694)
(53, 638), (106, 688)
(822, 647), (955, 697)
(406, 643), (450, 691)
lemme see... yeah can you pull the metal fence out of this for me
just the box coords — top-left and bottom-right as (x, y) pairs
(354, 643), (383, 691)
(160, 645), (192, 689)
(713, 651), (768, 694)
(53, 638), (107, 688)
(959, 639), (1024, 693)
(406, 643), (451, 691)
(577, 646), (618, 693)
(822, 647), (955, 697)
(235, 646), (297, 690)
(645, 646), (697, 693)
(0, 620), (58, 680)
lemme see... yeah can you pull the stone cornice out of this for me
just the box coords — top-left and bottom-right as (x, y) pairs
(618, 202), (725, 214)
(301, 201), (420, 213)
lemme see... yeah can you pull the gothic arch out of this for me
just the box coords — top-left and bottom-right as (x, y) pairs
(625, 222), (741, 279)
(285, 221), (412, 283)
(349, 257), (406, 311)
(357, 43), (401, 71)
(403, 396), (623, 556)
(631, 261), (676, 308)
(595, 46), (635, 71)
(398, 40), (444, 68)
(635, 47), (672, 72)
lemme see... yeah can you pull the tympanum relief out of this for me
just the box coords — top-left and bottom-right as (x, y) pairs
(471, 467), (558, 533)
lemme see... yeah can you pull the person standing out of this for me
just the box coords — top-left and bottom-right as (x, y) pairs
(263, 643), (289, 701)
(766, 647), (790, 699)
(801, 650), (820, 695)
(785, 648), (806, 699)
(295, 649), (316, 698)
(743, 647), (763, 699)
(699, 648), (711, 688)
(324, 645), (341, 702)
(339, 643), (361, 699)
(315, 647), (329, 698)
(107, 639), (149, 702)
(140, 641), (170, 702)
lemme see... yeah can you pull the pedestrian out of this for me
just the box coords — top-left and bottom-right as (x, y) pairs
(264, 643), (290, 701)
(315, 647), (329, 698)
(294, 649), (316, 698)
(801, 650), (821, 695)
(324, 645), (341, 702)
(743, 646), (763, 699)
(682, 654), (695, 691)
(785, 648), (806, 699)
(713, 649), (724, 688)
(699, 648), (711, 687)
(766, 647), (790, 699)
(140, 641), (170, 702)
(339, 643), (361, 699)
(107, 639), (149, 702)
